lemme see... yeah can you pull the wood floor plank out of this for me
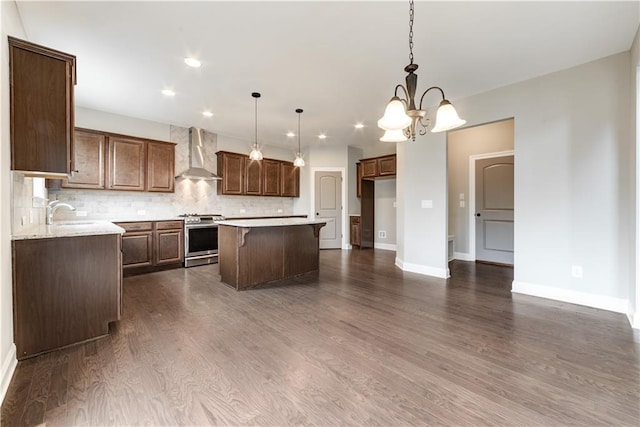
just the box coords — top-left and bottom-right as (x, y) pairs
(2, 250), (639, 426)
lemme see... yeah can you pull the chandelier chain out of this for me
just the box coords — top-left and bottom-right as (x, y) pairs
(408, 0), (414, 65)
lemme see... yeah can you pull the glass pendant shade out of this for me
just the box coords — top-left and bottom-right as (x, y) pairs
(431, 100), (466, 133)
(378, 97), (412, 131)
(293, 154), (305, 167)
(249, 146), (263, 160)
(380, 128), (408, 143)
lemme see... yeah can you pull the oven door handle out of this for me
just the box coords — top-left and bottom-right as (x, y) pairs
(185, 223), (219, 229)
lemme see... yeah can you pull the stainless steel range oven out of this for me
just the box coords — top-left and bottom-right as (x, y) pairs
(180, 214), (225, 267)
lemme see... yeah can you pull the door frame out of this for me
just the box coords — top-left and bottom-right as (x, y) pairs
(468, 150), (514, 261)
(310, 167), (347, 249)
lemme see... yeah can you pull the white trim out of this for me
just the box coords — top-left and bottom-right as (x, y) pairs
(310, 167), (346, 250)
(453, 251), (475, 261)
(512, 280), (628, 314)
(0, 344), (17, 404)
(374, 243), (397, 251)
(395, 257), (450, 279)
(345, 243), (353, 250)
(468, 150), (514, 261)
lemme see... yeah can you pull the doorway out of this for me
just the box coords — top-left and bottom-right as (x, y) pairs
(312, 169), (344, 249)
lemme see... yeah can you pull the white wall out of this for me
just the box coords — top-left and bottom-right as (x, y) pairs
(1, 0), (25, 404)
(396, 130), (450, 278)
(374, 179), (396, 250)
(631, 25), (640, 328)
(450, 52), (632, 313)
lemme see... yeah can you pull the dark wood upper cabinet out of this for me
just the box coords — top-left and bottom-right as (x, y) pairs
(377, 155), (396, 176)
(217, 151), (299, 197)
(361, 159), (378, 178)
(108, 137), (146, 191)
(63, 128), (106, 189)
(9, 37), (76, 177)
(217, 151), (244, 195)
(244, 158), (263, 196)
(262, 159), (281, 196)
(147, 142), (175, 193)
(281, 162), (300, 197)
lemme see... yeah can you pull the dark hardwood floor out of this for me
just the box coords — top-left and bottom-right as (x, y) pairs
(2, 250), (639, 426)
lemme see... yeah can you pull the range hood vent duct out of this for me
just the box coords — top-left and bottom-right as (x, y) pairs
(175, 127), (221, 180)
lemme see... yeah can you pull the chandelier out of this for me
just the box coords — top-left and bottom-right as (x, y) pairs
(248, 92), (263, 160)
(378, 0), (466, 142)
(293, 108), (305, 167)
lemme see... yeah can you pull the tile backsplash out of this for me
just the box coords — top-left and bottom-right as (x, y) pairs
(11, 125), (298, 232)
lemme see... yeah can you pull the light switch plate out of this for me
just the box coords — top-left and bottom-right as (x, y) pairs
(421, 200), (433, 209)
(137, 210), (146, 216)
(571, 265), (583, 278)
(76, 210), (88, 217)
(459, 201), (465, 208)
(459, 193), (465, 200)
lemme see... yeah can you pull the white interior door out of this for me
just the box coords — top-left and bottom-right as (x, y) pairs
(314, 171), (342, 249)
(475, 155), (514, 264)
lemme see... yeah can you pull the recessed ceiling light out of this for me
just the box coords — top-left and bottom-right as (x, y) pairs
(161, 89), (176, 97)
(184, 57), (201, 68)
(318, 134), (327, 140)
(202, 111), (213, 118)
(286, 131), (295, 137)
(354, 123), (364, 129)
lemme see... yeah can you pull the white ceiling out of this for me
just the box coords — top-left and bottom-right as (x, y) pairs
(15, 1), (640, 151)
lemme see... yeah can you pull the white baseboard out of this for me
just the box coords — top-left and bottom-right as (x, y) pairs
(0, 344), (17, 404)
(345, 244), (353, 250)
(512, 281), (628, 314)
(374, 243), (397, 251)
(453, 251), (474, 261)
(395, 257), (450, 279)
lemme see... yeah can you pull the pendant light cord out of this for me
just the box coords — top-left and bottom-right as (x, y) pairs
(297, 112), (301, 153)
(254, 96), (258, 146)
(408, 0), (414, 65)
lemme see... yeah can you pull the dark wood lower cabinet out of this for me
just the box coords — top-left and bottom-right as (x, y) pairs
(350, 215), (361, 248)
(12, 234), (122, 360)
(117, 220), (183, 275)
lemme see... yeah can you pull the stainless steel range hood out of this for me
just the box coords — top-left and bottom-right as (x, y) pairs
(175, 127), (221, 180)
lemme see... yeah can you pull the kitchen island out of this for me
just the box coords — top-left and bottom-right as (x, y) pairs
(217, 218), (326, 290)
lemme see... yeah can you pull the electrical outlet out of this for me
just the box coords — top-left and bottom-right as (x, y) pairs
(459, 193), (465, 200)
(137, 210), (146, 216)
(240, 208), (246, 213)
(571, 265), (583, 278)
(378, 230), (386, 238)
(21, 216), (27, 226)
(459, 200), (465, 208)
(277, 209), (283, 213)
(421, 200), (433, 209)
(393, 201), (397, 208)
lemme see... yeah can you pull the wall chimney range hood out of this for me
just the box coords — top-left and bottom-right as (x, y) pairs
(175, 127), (221, 180)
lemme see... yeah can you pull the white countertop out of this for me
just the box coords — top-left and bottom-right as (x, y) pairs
(12, 220), (125, 241)
(216, 218), (327, 228)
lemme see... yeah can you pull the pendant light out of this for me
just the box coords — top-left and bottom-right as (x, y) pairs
(293, 108), (305, 167)
(378, 0), (466, 142)
(249, 92), (263, 160)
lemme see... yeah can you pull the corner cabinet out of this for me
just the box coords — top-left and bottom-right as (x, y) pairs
(9, 37), (76, 177)
(64, 129), (106, 189)
(216, 151), (299, 197)
(356, 154), (396, 198)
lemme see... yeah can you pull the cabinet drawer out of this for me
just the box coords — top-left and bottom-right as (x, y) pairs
(117, 221), (153, 232)
(155, 220), (184, 230)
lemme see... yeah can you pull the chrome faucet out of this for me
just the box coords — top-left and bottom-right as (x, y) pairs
(46, 200), (75, 225)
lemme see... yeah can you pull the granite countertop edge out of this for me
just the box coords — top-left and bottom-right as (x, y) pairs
(11, 221), (125, 241)
(217, 218), (327, 228)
